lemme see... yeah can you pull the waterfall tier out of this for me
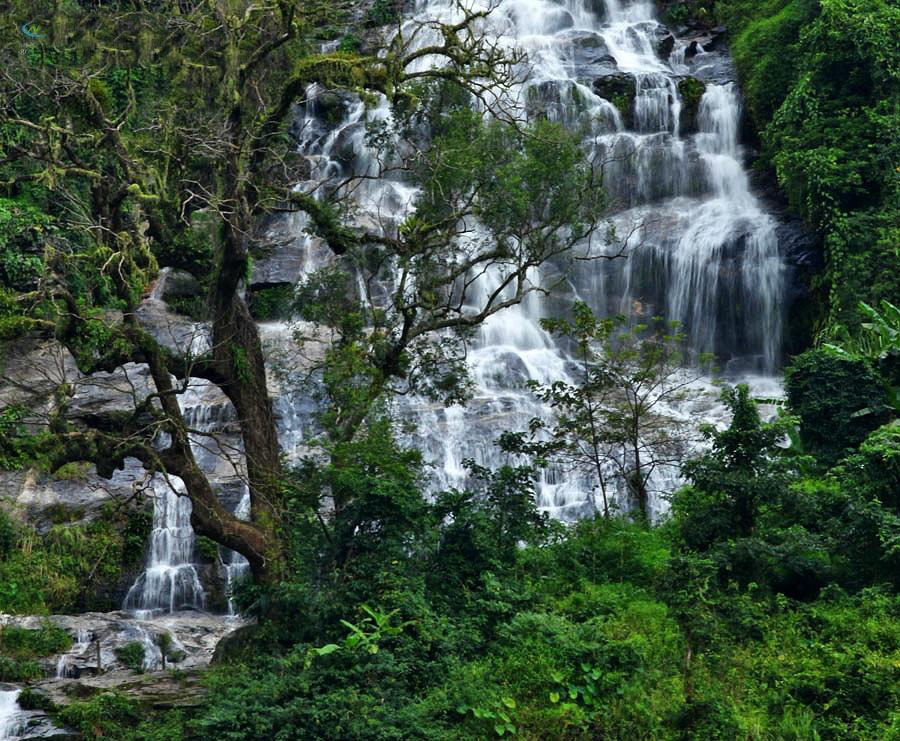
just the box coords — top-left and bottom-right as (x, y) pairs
(264, 0), (789, 518)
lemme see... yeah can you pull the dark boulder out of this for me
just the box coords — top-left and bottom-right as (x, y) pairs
(677, 77), (706, 136)
(592, 73), (636, 128)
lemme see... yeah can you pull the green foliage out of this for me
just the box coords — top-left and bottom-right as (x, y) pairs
(194, 535), (220, 561)
(0, 623), (71, 681)
(58, 693), (141, 740)
(0, 196), (50, 290)
(502, 302), (700, 517)
(248, 284), (294, 321)
(785, 349), (891, 465)
(0, 509), (16, 559)
(365, 0), (401, 28)
(114, 641), (146, 673)
(0, 406), (54, 470)
(0, 504), (150, 614)
(724, 0), (900, 327)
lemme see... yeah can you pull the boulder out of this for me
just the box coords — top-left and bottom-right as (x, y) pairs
(0, 337), (81, 414)
(592, 73), (636, 128)
(210, 622), (260, 665)
(2, 611), (245, 679)
(677, 77), (707, 136)
(153, 268), (202, 303)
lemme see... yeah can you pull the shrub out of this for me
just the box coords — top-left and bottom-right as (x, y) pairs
(785, 349), (890, 465)
(114, 641), (146, 673)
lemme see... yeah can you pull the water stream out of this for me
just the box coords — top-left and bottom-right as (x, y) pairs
(273, 0), (787, 519)
(0, 4), (794, 733)
(126, 0), (789, 613)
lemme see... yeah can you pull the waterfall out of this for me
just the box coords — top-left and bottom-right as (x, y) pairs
(118, 0), (790, 602)
(0, 690), (21, 741)
(269, 0), (789, 519)
(222, 486), (251, 615)
(123, 478), (205, 616)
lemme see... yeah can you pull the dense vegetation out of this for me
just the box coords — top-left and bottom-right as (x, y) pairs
(45, 382), (900, 738)
(0, 0), (897, 739)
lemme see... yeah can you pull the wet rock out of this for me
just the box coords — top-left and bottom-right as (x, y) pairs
(657, 32), (676, 60)
(210, 622), (260, 665)
(592, 73), (636, 128)
(677, 77), (707, 135)
(252, 212), (333, 288)
(556, 30), (615, 73)
(525, 79), (600, 123)
(1, 612), (245, 678)
(631, 22), (676, 60)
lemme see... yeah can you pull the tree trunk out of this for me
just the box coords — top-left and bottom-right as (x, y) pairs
(208, 224), (286, 581)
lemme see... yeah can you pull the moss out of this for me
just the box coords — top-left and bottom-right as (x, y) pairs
(194, 535), (220, 562)
(51, 461), (92, 481)
(678, 77), (707, 135)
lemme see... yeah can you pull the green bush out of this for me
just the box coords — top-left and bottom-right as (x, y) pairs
(0, 505), (151, 614)
(0, 509), (15, 559)
(785, 349), (891, 465)
(58, 693), (141, 740)
(0, 624), (71, 681)
(114, 641), (146, 673)
(248, 284), (294, 320)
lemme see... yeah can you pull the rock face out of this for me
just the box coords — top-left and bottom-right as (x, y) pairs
(1, 611), (244, 677)
(592, 73), (636, 127)
(0, 338), (80, 415)
(677, 77), (707, 135)
(30, 668), (209, 713)
(0, 458), (150, 534)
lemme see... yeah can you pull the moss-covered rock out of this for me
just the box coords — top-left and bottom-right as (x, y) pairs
(677, 77), (707, 135)
(593, 74), (636, 128)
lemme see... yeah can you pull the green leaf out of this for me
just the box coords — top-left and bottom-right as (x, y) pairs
(501, 697), (516, 709)
(549, 691), (560, 704)
(494, 724), (506, 736)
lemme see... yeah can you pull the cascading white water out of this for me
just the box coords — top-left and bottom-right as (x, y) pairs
(268, 0), (789, 519)
(0, 690), (21, 741)
(222, 486), (251, 615)
(119, 0), (791, 606)
(55, 628), (91, 679)
(123, 477), (205, 616)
